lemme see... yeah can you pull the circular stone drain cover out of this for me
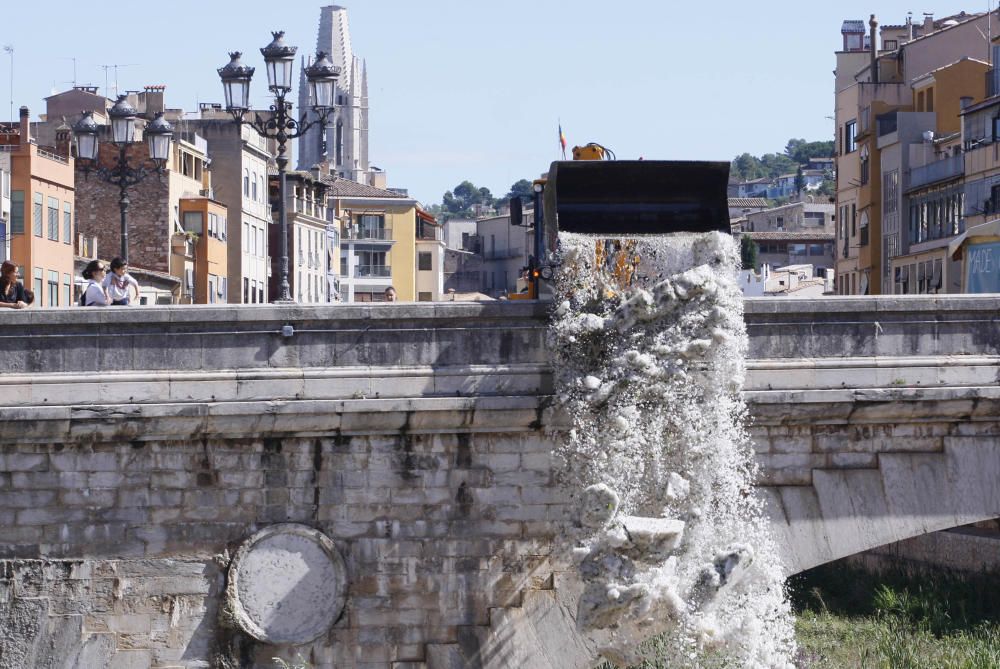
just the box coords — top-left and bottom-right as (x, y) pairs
(226, 523), (347, 645)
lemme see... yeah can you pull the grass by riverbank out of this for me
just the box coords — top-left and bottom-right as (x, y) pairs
(791, 562), (1000, 668)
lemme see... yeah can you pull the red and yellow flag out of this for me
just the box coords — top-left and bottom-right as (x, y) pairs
(559, 122), (567, 159)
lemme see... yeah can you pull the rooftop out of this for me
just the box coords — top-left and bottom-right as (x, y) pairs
(728, 197), (769, 209)
(745, 232), (835, 241)
(323, 177), (408, 199)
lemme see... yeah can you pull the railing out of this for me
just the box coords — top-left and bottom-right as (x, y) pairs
(36, 148), (68, 164)
(483, 248), (524, 260)
(908, 153), (964, 190)
(343, 226), (393, 241)
(354, 264), (391, 278)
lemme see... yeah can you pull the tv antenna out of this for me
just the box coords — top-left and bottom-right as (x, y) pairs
(2, 45), (12, 123)
(60, 57), (78, 88)
(100, 63), (137, 98)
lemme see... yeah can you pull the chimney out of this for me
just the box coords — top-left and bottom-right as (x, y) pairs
(923, 12), (934, 34)
(18, 106), (29, 147)
(869, 15), (879, 84)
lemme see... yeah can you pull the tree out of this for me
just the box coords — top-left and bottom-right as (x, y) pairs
(505, 179), (534, 204)
(732, 153), (765, 182)
(760, 153), (798, 179)
(740, 235), (759, 270)
(794, 166), (805, 194)
(785, 139), (835, 164)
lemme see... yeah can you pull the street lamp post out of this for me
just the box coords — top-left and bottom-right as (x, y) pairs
(218, 31), (340, 303)
(73, 97), (173, 263)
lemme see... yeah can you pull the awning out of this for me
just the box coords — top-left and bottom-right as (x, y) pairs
(949, 218), (1000, 259)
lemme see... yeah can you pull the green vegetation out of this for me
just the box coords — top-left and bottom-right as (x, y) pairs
(791, 562), (1000, 668)
(433, 178), (535, 220)
(730, 137), (835, 196)
(740, 235), (759, 270)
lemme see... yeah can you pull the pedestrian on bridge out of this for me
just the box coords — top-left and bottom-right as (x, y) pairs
(80, 260), (109, 307)
(0, 260), (28, 309)
(103, 257), (139, 306)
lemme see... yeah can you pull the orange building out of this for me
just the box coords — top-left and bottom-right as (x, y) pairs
(0, 107), (75, 307)
(176, 197), (229, 303)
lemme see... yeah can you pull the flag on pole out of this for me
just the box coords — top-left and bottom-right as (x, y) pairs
(559, 122), (567, 159)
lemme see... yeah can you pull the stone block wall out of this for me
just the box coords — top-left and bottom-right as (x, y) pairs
(0, 430), (563, 669)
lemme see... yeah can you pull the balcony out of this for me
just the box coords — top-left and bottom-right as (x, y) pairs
(987, 68), (1000, 98)
(908, 153), (964, 191)
(354, 264), (391, 278)
(343, 226), (393, 241)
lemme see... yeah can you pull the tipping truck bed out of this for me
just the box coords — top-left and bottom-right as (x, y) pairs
(542, 160), (731, 250)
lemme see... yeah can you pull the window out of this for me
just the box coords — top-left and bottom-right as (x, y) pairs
(883, 170), (899, 215)
(244, 169), (250, 197)
(251, 171), (257, 202)
(183, 211), (204, 234)
(844, 120), (857, 154)
(33, 267), (43, 303)
(859, 145), (870, 185)
(357, 213), (386, 239)
(884, 39), (898, 50)
(243, 277), (249, 303)
(244, 222), (250, 253)
(33, 192), (43, 236)
(46, 197), (58, 241)
(47, 270), (58, 306)
(418, 252), (433, 271)
(10, 191), (23, 234)
(859, 210), (870, 246)
(63, 202), (72, 244)
(208, 275), (217, 304)
(63, 273), (71, 306)
(418, 291), (432, 302)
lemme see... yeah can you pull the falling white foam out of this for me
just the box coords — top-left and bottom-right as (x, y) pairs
(549, 232), (795, 668)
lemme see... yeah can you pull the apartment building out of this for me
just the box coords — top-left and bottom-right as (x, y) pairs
(414, 208), (444, 302)
(0, 151), (10, 262)
(268, 171), (335, 303)
(0, 107), (76, 307)
(176, 197), (229, 304)
(476, 212), (534, 298)
(834, 11), (995, 295)
(329, 179), (420, 302)
(177, 107), (274, 304)
(741, 201), (836, 274)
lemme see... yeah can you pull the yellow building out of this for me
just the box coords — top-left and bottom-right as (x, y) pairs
(328, 179), (418, 302)
(0, 107), (75, 306)
(834, 11), (997, 294)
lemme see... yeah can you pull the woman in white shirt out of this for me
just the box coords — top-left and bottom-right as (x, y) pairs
(81, 260), (109, 306)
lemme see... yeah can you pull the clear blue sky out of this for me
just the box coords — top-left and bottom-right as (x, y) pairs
(2, 1), (992, 204)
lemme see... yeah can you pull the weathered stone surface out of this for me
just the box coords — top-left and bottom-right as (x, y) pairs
(226, 524), (347, 645)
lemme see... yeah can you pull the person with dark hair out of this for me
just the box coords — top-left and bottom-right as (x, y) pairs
(22, 289), (34, 305)
(103, 256), (139, 306)
(0, 260), (28, 309)
(384, 286), (397, 302)
(81, 260), (109, 306)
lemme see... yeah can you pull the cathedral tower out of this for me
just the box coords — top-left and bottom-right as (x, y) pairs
(297, 5), (370, 183)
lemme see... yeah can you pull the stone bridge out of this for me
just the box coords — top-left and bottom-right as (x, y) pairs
(0, 297), (998, 668)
